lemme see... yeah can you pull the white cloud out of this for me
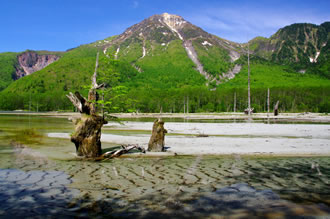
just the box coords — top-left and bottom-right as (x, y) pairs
(182, 6), (330, 43)
(133, 1), (139, 8)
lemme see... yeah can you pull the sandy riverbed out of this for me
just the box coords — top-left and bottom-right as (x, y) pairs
(49, 120), (330, 156)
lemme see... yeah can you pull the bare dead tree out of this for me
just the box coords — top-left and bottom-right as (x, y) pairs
(244, 43), (253, 115)
(183, 97), (186, 114)
(247, 43), (251, 115)
(267, 88), (270, 117)
(234, 92), (236, 113)
(66, 52), (108, 158)
(67, 53), (145, 159)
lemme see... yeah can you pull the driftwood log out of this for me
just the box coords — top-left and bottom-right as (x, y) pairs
(274, 100), (280, 116)
(148, 119), (167, 152)
(95, 144), (145, 161)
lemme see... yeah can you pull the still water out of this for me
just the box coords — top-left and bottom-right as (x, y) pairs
(0, 114), (329, 218)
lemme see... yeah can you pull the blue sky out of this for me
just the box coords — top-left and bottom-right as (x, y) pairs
(1, 0), (329, 52)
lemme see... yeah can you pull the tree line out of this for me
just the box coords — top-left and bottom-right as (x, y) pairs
(0, 85), (329, 113)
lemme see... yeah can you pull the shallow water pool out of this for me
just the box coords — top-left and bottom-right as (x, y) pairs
(0, 114), (330, 218)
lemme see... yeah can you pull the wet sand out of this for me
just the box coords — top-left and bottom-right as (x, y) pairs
(2, 145), (330, 218)
(0, 169), (79, 218)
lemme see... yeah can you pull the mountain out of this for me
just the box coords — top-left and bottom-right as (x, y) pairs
(0, 50), (62, 91)
(100, 13), (243, 86)
(249, 22), (330, 77)
(0, 13), (329, 112)
(0, 13), (244, 92)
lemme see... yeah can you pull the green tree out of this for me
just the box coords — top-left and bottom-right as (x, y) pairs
(96, 57), (135, 115)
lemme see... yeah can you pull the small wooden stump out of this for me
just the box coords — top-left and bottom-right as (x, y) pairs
(244, 108), (254, 115)
(148, 119), (167, 152)
(274, 100), (280, 116)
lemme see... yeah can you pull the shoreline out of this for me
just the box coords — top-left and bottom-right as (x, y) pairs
(1, 111), (330, 123)
(2, 111), (329, 157)
(48, 120), (330, 156)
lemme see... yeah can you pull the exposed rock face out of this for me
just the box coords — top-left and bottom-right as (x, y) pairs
(15, 51), (59, 79)
(217, 64), (242, 84)
(184, 40), (210, 79)
(160, 13), (186, 40)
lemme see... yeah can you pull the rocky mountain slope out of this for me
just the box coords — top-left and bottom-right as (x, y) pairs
(0, 50), (62, 91)
(249, 22), (330, 76)
(15, 51), (60, 79)
(100, 13), (243, 85)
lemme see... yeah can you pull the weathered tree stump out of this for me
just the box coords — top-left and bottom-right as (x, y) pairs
(148, 119), (167, 152)
(66, 53), (107, 158)
(71, 114), (107, 157)
(274, 100), (280, 116)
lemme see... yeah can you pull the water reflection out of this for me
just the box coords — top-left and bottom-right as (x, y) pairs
(0, 114), (330, 218)
(3, 146), (330, 218)
(0, 168), (79, 218)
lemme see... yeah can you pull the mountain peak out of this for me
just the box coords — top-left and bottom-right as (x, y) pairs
(160, 12), (181, 18)
(159, 13), (187, 34)
(160, 12), (184, 21)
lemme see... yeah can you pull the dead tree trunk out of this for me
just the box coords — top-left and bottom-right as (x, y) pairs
(247, 43), (251, 116)
(274, 100), (280, 116)
(183, 97), (186, 114)
(234, 92), (236, 113)
(66, 53), (107, 158)
(267, 88), (270, 117)
(148, 119), (167, 152)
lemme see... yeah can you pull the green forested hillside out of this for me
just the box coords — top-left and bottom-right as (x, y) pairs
(249, 22), (330, 78)
(0, 45), (140, 111)
(216, 57), (330, 112)
(126, 40), (206, 89)
(0, 52), (18, 91)
(0, 14), (329, 113)
(0, 46), (97, 110)
(122, 59), (330, 113)
(0, 46), (329, 113)
(193, 39), (234, 77)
